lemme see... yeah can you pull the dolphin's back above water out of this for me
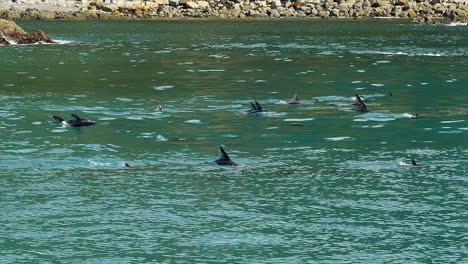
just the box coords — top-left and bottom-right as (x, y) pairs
(247, 101), (268, 114)
(52, 114), (97, 127)
(214, 147), (239, 166)
(355, 94), (369, 112)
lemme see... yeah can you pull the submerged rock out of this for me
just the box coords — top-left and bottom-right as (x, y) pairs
(0, 18), (54, 45)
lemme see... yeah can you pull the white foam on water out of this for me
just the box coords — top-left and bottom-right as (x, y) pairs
(3, 84), (15, 87)
(444, 22), (468, 26)
(127, 116), (144, 120)
(14, 131), (32, 134)
(222, 134), (239, 138)
(177, 62), (194, 65)
(283, 118), (315, 122)
(152, 85), (174, 90)
(198, 69), (225, 72)
(156, 135), (168, 141)
(116, 98), (133, 102)
(98, 117), (116, 121)
(439, 130), (462, 134)
(185, 119), (201, 123)
(399, 161), (409, 166)
(53, 39), (73, 45)
(371, 83), (384, 87)
(376, 60), (391, 64)
(209, 54), (230, 59)
(89, 160), (112, 167)
(266, 127), (278, 130)
(356, 70), (366, 73)
(325, 136), (351, 141)
(351, 81), (362, 84)
(402, 113), (415, 118)
(32, 122), (42, 125)
(51, 129), (67, 133)
(441, 120), (464, 124)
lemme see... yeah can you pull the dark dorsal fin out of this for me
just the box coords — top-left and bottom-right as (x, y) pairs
(254, 101), (262, 110)
(356, 95), (368, 111)
(250, 102), (256, 110)
(71, 114), (82, 121)
(219, 147), (231, 161)
(125, 163), (131, 167)
(53, 115), (64, 123)
(412, 159), (417, 166)
(359, 101), (368, 110)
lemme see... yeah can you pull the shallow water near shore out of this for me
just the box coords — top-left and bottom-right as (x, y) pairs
(1, 20), (467, 263)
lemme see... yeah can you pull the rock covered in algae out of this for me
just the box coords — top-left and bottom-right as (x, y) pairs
(0, 18), (54, 45)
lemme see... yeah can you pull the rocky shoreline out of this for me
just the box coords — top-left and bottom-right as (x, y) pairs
(0, 18), (53, 44)
(0, 0), (467, 23)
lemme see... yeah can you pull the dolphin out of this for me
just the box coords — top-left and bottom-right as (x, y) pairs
(400, 159), (434, 168)
(213, 147), (239, 166)
(246, 101), (268, 114)
(52, 114), (97, 127)
(354, 94), (369, 112)
(351, 94), (364, 105)
(156, 103), (163, 112)
(284, 92), (301, 104)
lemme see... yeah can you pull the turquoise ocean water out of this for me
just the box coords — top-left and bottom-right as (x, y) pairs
(0, 20), (467, 263)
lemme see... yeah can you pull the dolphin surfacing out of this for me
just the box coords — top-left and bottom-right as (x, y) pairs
(400, 159), (435, 168)
(354, 94), (369, 112)
(52, 114), (97, 127)
(246, 101), (268, 114)
(213, 147), (239, 166)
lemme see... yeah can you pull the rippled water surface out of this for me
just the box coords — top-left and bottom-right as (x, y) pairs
(1, 20), (467, 263)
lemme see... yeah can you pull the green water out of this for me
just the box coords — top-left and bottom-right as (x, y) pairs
(1, 20), (467, 263)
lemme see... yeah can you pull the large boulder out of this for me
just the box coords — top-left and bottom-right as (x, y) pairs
(0, 18), (54, 45)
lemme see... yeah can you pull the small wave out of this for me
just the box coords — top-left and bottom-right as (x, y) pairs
(197, 69), (225, 72)
(441, 120), (464, 124)
(156, 135), (168, 141)
(283, 118), (314, 122)
(152, 85), (174, 90)
(53, 39), (73, 45)
(401, 113), (415, 118)
(443, 22), (468, 26)
(325, 136), (351, 141)
(185, 119), (201, 123)
(89, 159), (112, 167)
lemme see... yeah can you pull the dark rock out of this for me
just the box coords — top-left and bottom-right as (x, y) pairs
(0, 18), (54, 45)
